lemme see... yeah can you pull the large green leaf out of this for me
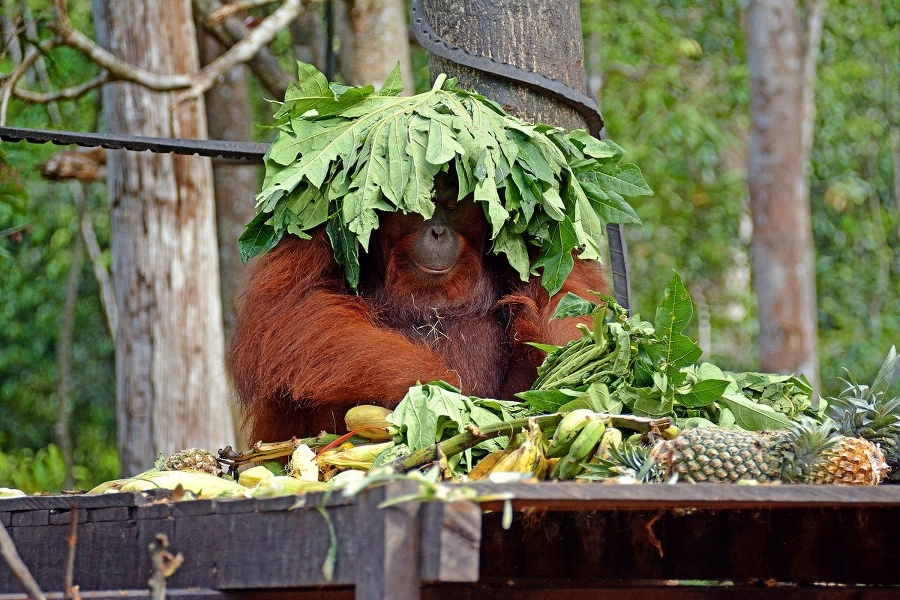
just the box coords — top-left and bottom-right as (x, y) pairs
(676, 378), (731, 408)
(652, 272), (702, 370)
(720, 394), (793, 430)
(248, 62), (652, 292)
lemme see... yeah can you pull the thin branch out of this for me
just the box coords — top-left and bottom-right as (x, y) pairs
(1, 224), (29, 238)
(51, 0), (194, 91)
(174, 0), (306, 106)
(148, 534), (183, 600)
(80, 210), (118, 340)
(210, 0), (283, 23)
(64, 507), (79, 600)
(0, 41), (59, 125)
(54, 187), (86, 490)
(194, 0), (294, 98)
(798, 0), (824, 158)
(13, 74), (109, 104)
(45, 0), (304, 108)
(0, 521), (47, 600)
(2, 10), (26, 64)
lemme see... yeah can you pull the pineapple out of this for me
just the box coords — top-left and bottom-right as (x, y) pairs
(579, 349), (899, 485)
(649, 419), (887, 485)
(807, 437), (888, 484)
(648, 348), (900, 486)
(651, 426), (786, 483)
(161, 447), (221, 475)
(819, 347), (900, 484)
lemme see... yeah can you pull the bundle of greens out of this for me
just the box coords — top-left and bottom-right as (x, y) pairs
(241, 62), (651, 294)
(517, 273), (821, 431)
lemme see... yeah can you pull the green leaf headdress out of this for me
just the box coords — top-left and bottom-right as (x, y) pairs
(241, 62), (651, 295)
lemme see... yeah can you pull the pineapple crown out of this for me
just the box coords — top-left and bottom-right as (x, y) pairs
(580, 440), (666, 483)
(779, 417), (839, 483)
(825, 346), (900, 443)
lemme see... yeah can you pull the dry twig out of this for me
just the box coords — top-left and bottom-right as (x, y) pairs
(64, 507), (80, 600)
(210, 0), (283, 23)
(148, 534), (183, 600)
(173, 0), (305, 106)
(51, 0), (193, 91)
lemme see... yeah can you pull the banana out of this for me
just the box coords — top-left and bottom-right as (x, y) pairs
(551, 417), (606, 479)
(593, 427), (624, 462)
(546, 409), (597, 458)
(533, 454), (552, 480)
(491, 437), (541, 475)
(489, 419), (547, 477)
(660, 425), (681, 440)
(468, 449), (508, 480)
(550, 452), (582, 479)
(568, 417), (607, 463)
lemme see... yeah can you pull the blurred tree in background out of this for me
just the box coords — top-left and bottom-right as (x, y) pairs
(1, 0), (897, 491)
(582, 0), (898, 387)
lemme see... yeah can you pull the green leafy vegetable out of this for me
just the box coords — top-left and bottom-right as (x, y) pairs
(242, 62), (651, 294)
(386, 382), (529, 474)
(519, 272), (816, 430)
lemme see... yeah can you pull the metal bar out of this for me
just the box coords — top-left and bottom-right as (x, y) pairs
(0, 126), (268, 162)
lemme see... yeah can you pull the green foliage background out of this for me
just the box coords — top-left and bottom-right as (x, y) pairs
(0, 0), (897, 491)
(583, 0), (899, 387)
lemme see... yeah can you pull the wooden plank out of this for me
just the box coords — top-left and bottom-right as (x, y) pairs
(422, 582), (900, 599)
(0, 491), (167, 513)
(723, 509), (781, 584)
(665, 509), (728, 581)
(842, 506), (900, 584)
(9, 509), (49, 527)
(419, 500), (481, 583)
(478, 511), (521, 576)
(352, 480), (423, 600)
(619, 511), (669, 581)
(780, 508), (846, 584)
(566, 511), (621, 577)
(479, 502), (900, 587)
(133, 501), (173, 520)
(468, 482), (900, 511)
(87, 506), (131, 522)
(1, 518), (173, 593)
(48, 507), (89, 526)
(5, 482), (900, 596)
(183, 501), (356, 589)
(0, 591), (230, 600)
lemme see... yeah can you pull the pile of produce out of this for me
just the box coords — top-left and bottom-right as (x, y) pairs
(56, 66), (900, 500)
(85, 274), (900, 499)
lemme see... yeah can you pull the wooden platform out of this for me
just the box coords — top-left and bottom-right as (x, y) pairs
(3, 482), (900, 599)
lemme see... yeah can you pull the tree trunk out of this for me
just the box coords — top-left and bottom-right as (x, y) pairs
(335, 0), (413, 91)
(422, 0), (593, 131)
(746, 0), (823, 392)
(94, 0), (235, 475)
(291, 3), (327, 72)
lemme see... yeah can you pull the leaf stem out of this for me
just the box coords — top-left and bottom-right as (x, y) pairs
(432, 73), (448, 92)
